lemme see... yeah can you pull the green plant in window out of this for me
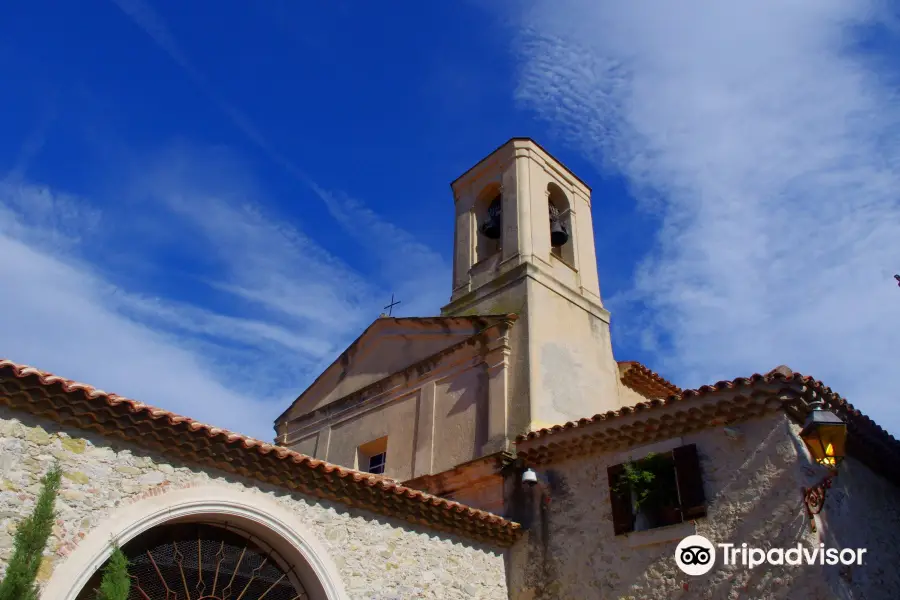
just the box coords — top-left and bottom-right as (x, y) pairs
(614, 452), (678, 513)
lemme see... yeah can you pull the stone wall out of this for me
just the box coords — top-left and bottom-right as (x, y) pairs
(509, 411), (900, 599)
(0, 407), (509, 599)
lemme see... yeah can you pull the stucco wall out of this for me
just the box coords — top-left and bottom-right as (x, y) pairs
(510, 412), (900, 599)
(281, 315), (518, 486)
(470, 251), (505, 292)
(327, 389), (420, 480)
(445, 278), (531, 443)
(283, 344), (500, 484)
(615, 380), (652, 409)
(285, 323), (482, 419)
(817, 445), (900, 595)
(433, 365), (488, 474)
(291, 432), (320, 457)
(506, 291), (532, 441)
(0, 407), (508, 600)
(526, 277), (621, 429)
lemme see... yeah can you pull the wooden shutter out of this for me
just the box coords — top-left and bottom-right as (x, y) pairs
(607, 464), (634, 535)
(673, 444), (707, 519)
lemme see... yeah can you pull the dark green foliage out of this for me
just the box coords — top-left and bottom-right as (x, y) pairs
(614, 452), (679, 512)
(0, 463), (63, 600)
(96, 544), (131, 600)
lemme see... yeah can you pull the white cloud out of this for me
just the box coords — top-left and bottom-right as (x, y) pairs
(313, 185), (451, 318)
(0, 188), (278, 439)
(0, 144), (450, 441)
(506, 0), (900, 434)
(0, 0), (456, 443)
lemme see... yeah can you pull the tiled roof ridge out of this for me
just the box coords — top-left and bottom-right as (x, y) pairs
(516, 364), (900, 485)
(782, 367), (899, 448)
(0, 359), (521, 546)
(617, 360), (682, 398)
(519, 364), (898, 448)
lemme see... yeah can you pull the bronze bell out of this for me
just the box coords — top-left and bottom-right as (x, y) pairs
(549, 203), (569, 247)
(481, 196), (502, 239)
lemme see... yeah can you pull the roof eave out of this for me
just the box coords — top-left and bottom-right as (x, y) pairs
(0, 359), (523, 546)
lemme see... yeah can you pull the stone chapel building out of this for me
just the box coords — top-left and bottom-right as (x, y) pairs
(275, 138), (624, 514)
(2, 138), (899, 599)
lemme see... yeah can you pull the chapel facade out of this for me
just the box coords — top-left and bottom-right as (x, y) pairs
(275, 138), (639, 513)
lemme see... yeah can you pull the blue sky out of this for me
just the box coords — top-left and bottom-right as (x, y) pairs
(2, 0), (899, 441)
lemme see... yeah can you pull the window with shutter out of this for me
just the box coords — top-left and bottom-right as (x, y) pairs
(607, 444), (707, 535)
(607, 464), (634, 535)
(673, 443), (707, 519)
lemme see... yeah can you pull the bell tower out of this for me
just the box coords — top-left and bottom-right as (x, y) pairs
(441, 138), (623, 434)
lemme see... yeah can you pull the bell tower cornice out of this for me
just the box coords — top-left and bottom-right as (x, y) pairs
(442, 261), (610, 324)
(451, 138), (592, 199)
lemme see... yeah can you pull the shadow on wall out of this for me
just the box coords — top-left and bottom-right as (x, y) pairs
(815, 452), (900, 596)
(443, 365), (491, 457)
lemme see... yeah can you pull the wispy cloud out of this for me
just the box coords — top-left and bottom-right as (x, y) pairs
(109, 0), (318, 189)
(6, 107), (56, 183)
(0, 180), (277, 439)
(504, 1), (900, 433)
(0, 138), (450, 440)
(107, 0), (451, 317)
(6, 0), (459, 440)
(313, 185), (450, 317)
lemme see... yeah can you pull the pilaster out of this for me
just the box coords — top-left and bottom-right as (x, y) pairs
(314, 426), (331, 461)
(482, 330), (512, 455)
(413, 381), (437, 477)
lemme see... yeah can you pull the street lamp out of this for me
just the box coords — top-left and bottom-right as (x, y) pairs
(798, 399), (848, 531)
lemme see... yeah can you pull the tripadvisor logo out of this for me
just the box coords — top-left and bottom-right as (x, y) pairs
(675, 535), (868, 575)
(675, 535), (716, 576)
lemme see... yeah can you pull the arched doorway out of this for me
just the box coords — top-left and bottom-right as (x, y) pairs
(43, 485), (348, 600)
(75, 522), (308, 599)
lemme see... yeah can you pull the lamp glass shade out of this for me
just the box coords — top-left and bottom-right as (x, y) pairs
(800, 410), (847, 468)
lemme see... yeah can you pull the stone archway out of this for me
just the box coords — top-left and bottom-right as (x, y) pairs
(42, 485), (348, 600)
(74, 521), (307, 599)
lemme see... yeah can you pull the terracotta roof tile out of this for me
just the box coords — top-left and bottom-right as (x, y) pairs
(617, 361), (682, 399)
(517, 365), (900, 485)
(0, 359), (521, 546)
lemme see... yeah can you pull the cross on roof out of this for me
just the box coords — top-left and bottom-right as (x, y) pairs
(384, 293), (401, 316)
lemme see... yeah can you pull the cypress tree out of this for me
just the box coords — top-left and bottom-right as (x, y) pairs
(96, 543), (131, 600)
(0, 463), (62, 600)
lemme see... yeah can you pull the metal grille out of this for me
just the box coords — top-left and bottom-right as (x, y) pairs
(77, 523), (307, 600)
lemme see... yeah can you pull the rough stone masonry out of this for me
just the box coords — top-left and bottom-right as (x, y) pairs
(0, 406), (509, 600)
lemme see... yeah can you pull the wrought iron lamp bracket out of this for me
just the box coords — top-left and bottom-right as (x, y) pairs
(802, 470), (837, 532)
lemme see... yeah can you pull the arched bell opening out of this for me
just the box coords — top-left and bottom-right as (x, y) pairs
(547, 182), (575, 267)
(75, 521), (309, 600)
(474, 183), (502, 263)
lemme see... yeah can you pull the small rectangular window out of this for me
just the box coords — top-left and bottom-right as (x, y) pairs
(607, 444), (706, 535)
(357, 436), (388, 476)
(367, 452), (386, 474)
